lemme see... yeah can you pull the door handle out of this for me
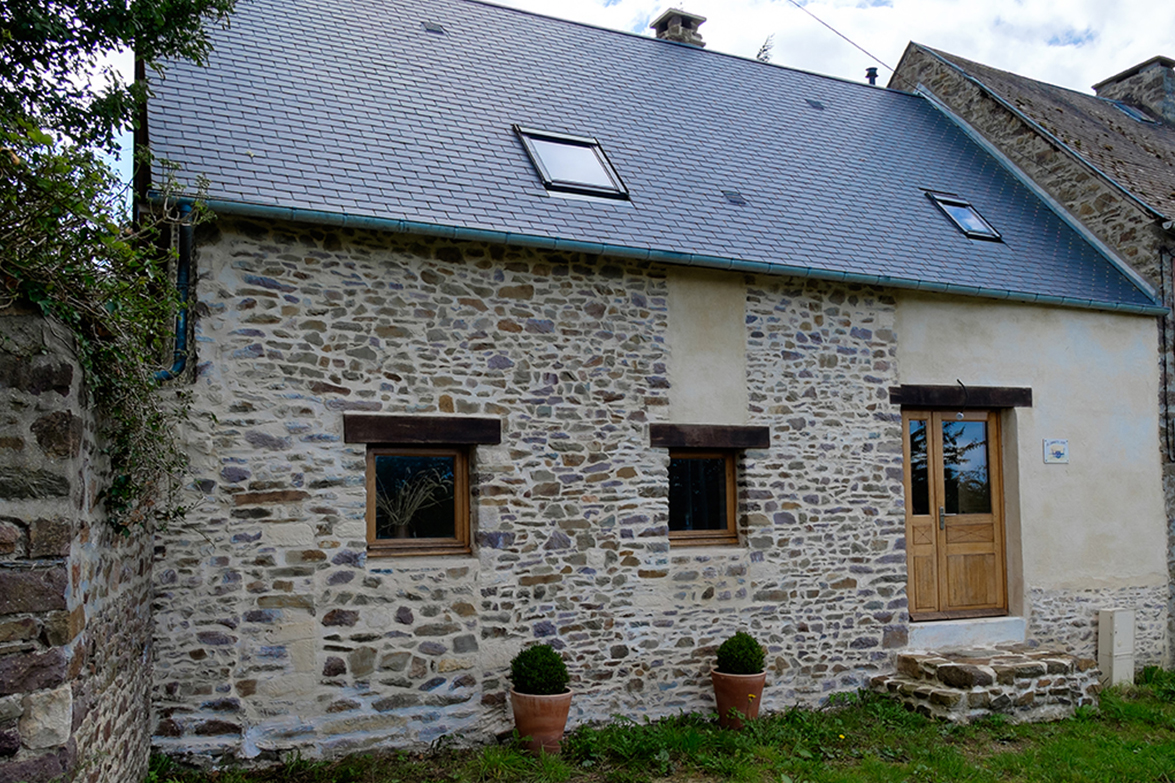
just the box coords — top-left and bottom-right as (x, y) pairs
(939, 506), (946, 531)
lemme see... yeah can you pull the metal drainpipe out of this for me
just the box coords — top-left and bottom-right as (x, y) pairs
(154, 204), (193, 382)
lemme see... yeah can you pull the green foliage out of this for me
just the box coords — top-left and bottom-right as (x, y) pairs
(509, 644), (570, 696)
(1, 0), (234, 152)
(715, 631), (765, 675)
(1, 125), (197, 527)
(0, 0), (231, 527)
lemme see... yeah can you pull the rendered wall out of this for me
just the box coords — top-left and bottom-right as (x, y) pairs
(0, 310), (153, 783)
(895, 293), (1168, 664)
(151, 218), (906, 765)
(891, 44), (1175, 665)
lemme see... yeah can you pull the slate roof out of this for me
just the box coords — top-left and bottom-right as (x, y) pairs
(917, 45), (1175, 221)
(147, 0), (1159, 312)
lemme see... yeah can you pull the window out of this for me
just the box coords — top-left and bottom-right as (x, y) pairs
(366, 447), (470, 556)
(926, 192), (1001, 241)
(649, 423), (770, 548)
(668, 450), (737, 546)
(515, 126), (628, 199)
(343, 414), (501, 557)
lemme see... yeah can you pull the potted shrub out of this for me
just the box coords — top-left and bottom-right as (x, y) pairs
(509, 643), (572, 754)
(711, 630), (766, 729)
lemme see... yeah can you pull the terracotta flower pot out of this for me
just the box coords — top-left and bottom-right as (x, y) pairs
(711, 670), (766, 730)
(510, 689), (572, 754)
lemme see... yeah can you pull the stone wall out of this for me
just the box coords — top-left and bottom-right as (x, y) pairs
(1027, 585), (1168, 667)
(0, 309), (154, 783)
(149, 218), (907, 765)
(891, 45), (1175, 667)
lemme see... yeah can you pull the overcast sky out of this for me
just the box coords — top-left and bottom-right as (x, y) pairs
(490, 0), (1173, 92)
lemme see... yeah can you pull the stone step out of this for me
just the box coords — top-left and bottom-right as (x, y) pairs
(873, 646), (1100, 723)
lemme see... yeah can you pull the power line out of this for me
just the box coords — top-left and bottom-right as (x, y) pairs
(782, 0), (894, 72)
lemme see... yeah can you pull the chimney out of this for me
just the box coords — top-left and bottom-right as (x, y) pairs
(1092, 56), (1175, 124)
(650, 9), (706, 48)
(865, 67), (879, 86)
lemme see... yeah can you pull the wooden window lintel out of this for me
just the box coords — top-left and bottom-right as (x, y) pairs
(345, 414), (501, 445)
(650, 423), (770, 450)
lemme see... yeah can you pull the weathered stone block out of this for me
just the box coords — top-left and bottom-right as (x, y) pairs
(0, 650), (66, 696)
(0, 619), (38, 644)
(0, 696), (21, 723)
(0, 521), (19, 555)
(0, 725), (18, 757)
(322, 609), (358, 627)
(19, 684), (71, 749)
(0, 747), (66, 783)
(30, 412), (82, 460)
(0, 468), (69, 500)
(938, 664), (994, 688)
(27, 519), (71, 559)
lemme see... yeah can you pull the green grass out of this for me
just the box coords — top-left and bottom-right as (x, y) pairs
(147, 679), (1175, 783)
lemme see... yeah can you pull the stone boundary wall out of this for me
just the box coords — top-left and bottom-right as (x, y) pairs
(149, 219), (907, 766)
(0, 310), (153, 783)
(891, 46), (1175, 667)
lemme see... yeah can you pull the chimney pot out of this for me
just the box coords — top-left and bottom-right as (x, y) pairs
(651, 8), (707, 48)
(866, 67), (879, 86)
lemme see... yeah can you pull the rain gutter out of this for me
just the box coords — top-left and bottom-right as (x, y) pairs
(148, 193), (1168, 317)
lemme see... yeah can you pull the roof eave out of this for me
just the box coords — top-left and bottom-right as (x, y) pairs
(148, 192), (1168, 317)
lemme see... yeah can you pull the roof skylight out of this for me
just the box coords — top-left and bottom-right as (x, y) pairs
(926, 193), (1001, 241)
(514, 126), (628, 199)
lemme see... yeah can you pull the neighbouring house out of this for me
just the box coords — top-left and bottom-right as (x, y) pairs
(890, 45), (1175, 658)
(142, 0), (1169, 765)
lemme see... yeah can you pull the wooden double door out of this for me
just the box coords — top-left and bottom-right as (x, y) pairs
(902, 410), (1007, 621)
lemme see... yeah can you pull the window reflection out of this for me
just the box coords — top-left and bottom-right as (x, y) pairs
(941, 421), (991, 514)
(373, 455), (456, 539)
(908, 420), (930, 515)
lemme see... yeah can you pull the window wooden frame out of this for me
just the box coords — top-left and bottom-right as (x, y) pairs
(667, 449), (738, 547)
(365, 446), (471, 557)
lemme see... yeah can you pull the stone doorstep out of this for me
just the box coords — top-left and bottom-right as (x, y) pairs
(873, 646), (1100, 724)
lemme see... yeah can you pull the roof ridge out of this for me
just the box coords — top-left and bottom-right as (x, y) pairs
(461, 0), (900, 95)
(916, 43), (1101, 101)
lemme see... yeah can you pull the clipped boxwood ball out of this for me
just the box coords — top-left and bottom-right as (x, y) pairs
(715, 631), (765, 675)
(509, 643), (570, 695)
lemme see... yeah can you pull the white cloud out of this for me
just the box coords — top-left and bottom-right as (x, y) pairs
(490, 0), (1175, 92)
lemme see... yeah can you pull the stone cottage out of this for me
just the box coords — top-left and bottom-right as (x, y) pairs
(890, 46), (1175, 659)
(142, 0), (1169, 765)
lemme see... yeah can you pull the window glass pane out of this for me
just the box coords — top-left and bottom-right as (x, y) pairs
(668, 457), (727, 531)
(908, 419), (930, 516)
(529, 137), (615, 189)
(941, 420), (991, 514)
(374, 455), (456, 539)
(941, 202), (995, 236)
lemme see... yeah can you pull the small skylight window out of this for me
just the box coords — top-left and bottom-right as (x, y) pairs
(1105, 99), (1156, 124)
(805, 99), (825, 110)
(514, 126), (628, 199)
(722, 190), (747, 205)
(422, 21), (446, 34)
(926, 193), (1001, 241)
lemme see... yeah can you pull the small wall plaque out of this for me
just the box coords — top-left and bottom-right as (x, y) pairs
(1043, 439), (1069, 464)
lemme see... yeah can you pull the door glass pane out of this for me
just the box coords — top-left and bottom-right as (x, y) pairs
(374, 455), (456, 539)
(908, 420), (930, 515)
(668, 457), (727, 531)
(941, 420), (991, 514)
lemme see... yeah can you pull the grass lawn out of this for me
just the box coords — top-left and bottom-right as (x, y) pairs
(148, 671), (1175, 783)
